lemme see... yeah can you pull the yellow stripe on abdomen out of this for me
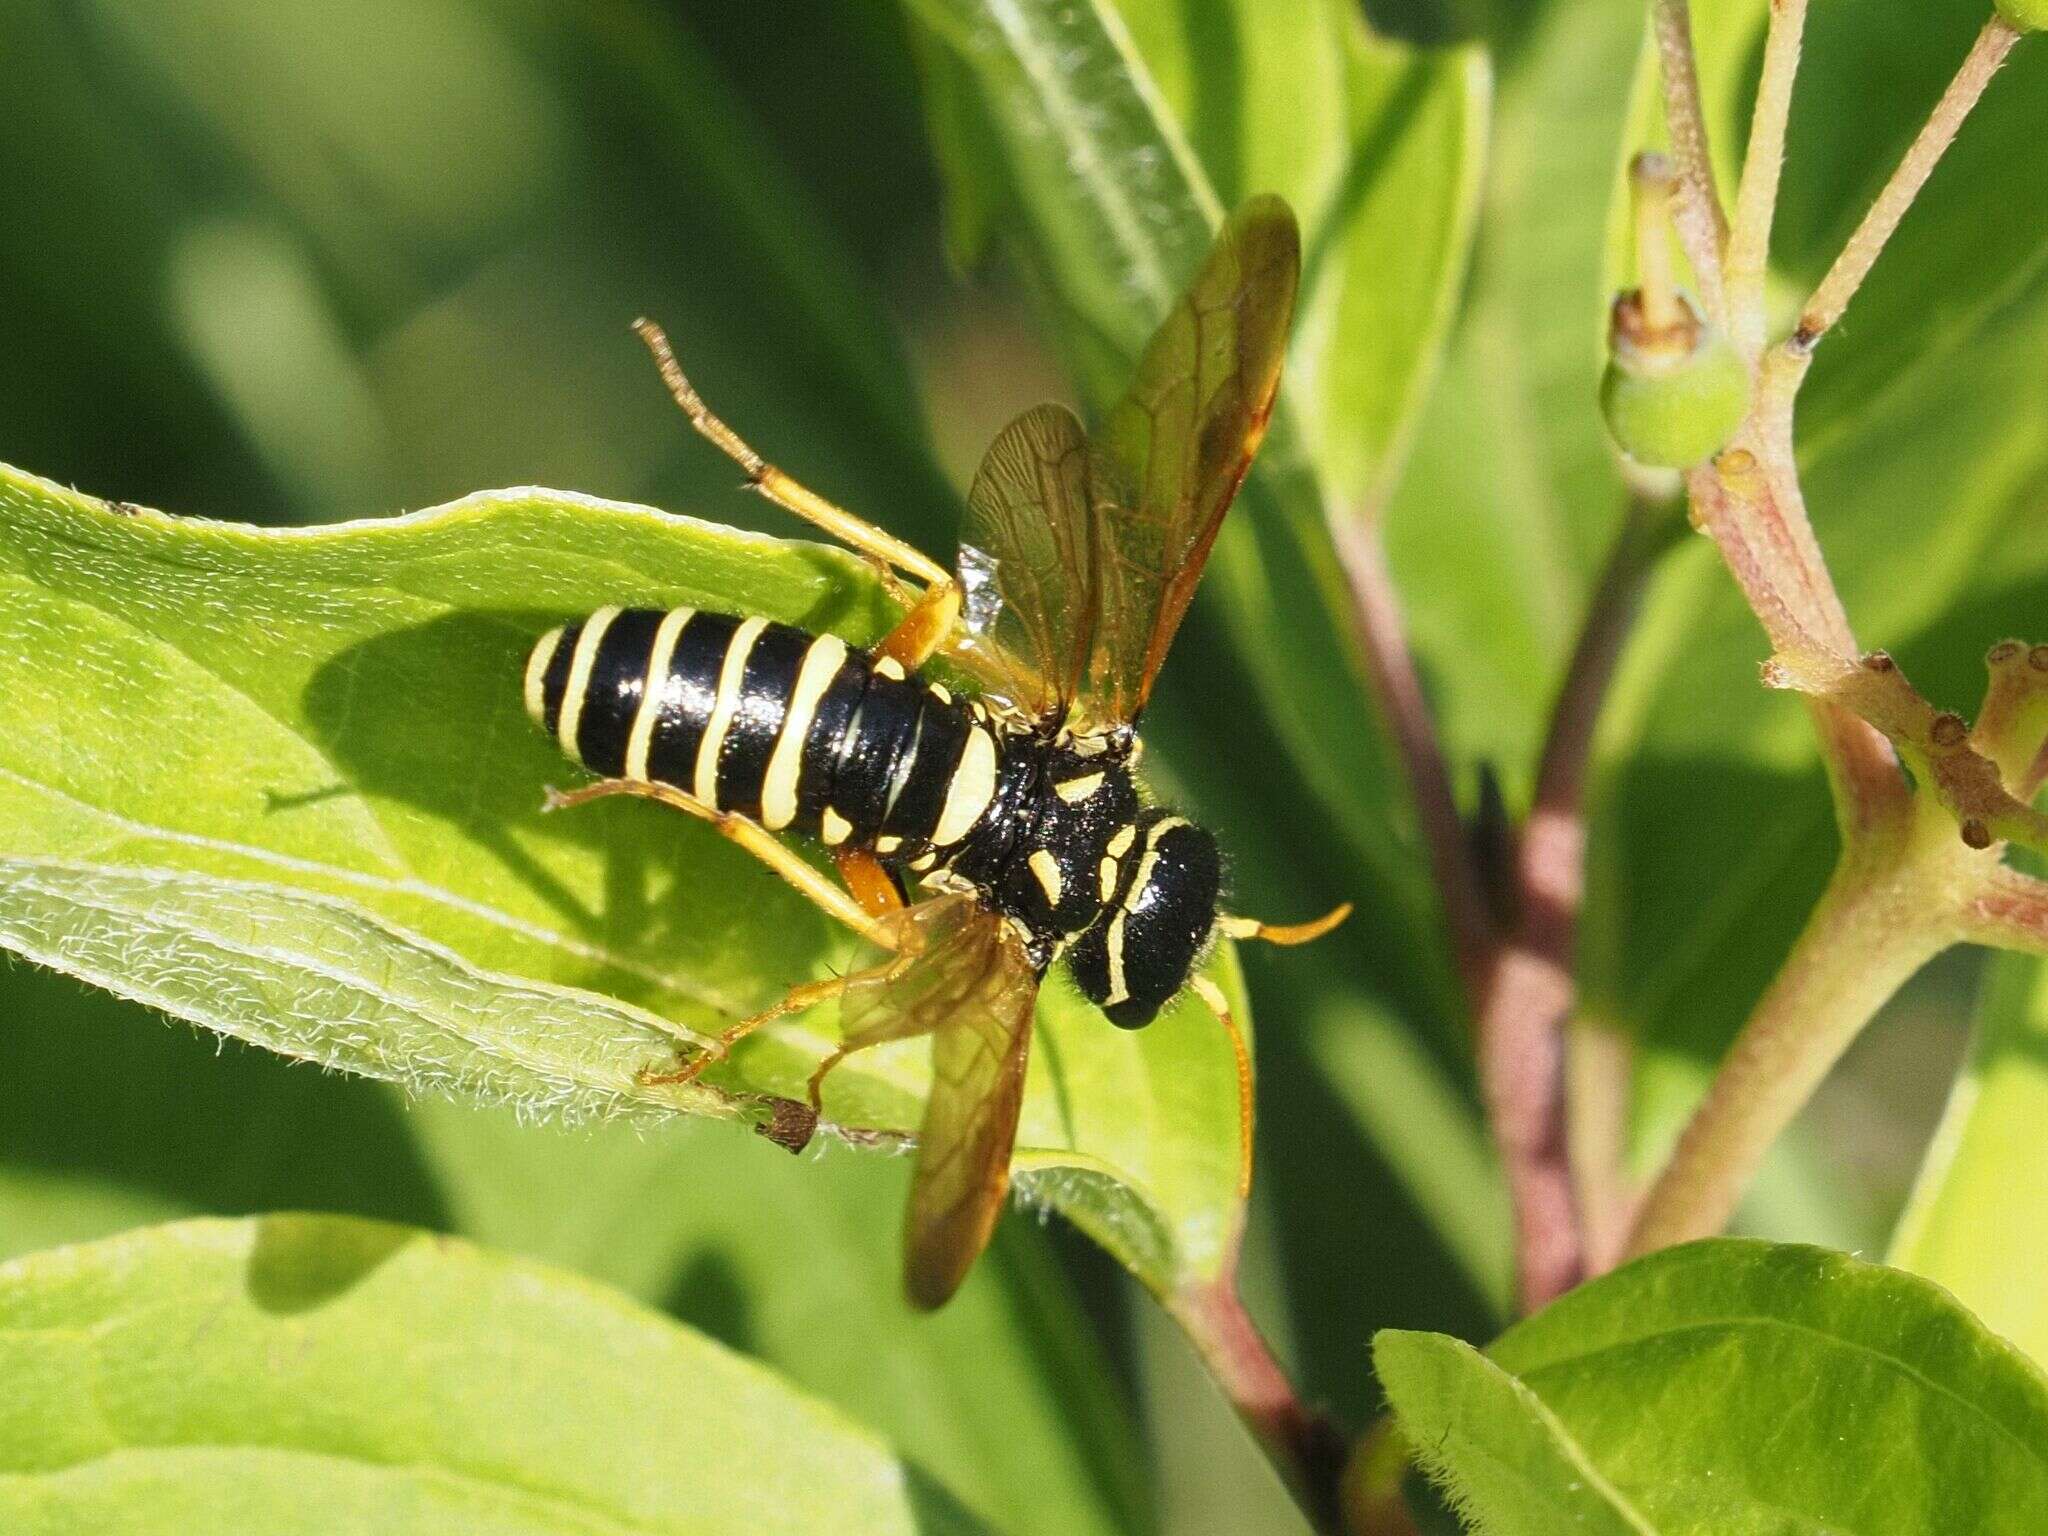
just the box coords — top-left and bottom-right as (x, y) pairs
(931, 725), (998, 846)
(694, 615), (767, 809)
(623, 608), (694, 781)
(556, 606), (620, 761)
(760, 634), (847, 831)
(523, 626), (563, 728)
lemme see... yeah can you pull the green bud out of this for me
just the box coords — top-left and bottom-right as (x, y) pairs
(1600, 290), (1751, 469)
(1994, 0), (2047, 33)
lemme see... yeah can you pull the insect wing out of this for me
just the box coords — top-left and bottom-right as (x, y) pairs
(1086, 195), (1300, 720)
(950, 402), (1100, 720)
(837, 897), (1040, 1310)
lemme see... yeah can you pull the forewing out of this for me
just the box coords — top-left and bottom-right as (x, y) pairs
(1087, 194), (1301, 720)
(949, 402), (1099, 720)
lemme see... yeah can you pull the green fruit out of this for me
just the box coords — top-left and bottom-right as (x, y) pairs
(1995, 0), (2047, 33)
(1600, 292), (1751, 469)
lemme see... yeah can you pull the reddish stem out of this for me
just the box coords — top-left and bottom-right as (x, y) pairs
(1332, 521), (1497, 1002)
(1967, 867), (2048, 956)
(1335, 500), (1677, 1313)
(1474, 503), (1672, 1311)
(1175, 1277), (1349, 1533)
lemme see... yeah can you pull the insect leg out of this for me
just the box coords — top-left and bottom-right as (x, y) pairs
(1190, 975), (1254, 1200)
(834, 848), (908, 922)
(873, 580), (962, 672)
(805, 1007), (936, 1120)
(544, 777), (899, 950)
(633, 318), (952, 603)
(637, 950), (911, 1090)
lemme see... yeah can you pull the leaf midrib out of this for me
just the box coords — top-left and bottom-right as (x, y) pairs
(0, 859), (705, 1087)
(0, 766), (749, 1021)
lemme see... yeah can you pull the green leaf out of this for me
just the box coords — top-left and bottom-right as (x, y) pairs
(0, 963), (1149, 1536)
(1298, 990), (1511, 1313)
(903, 0), (1488, 1019)
(0, 464), (1252, 1297)
(0, 10), (1162, 1528)
(1389, 0), (2048, 1175)
(1891, 947), (2048, 1368)
(0, 1215), (986, 1534)
(1373, 1331), (1652, 1536)
(1382, 1240), (2048, 1534)
(0, 962), (452, 1263)
(402, 1105), (1155, 1536)
(0, 1), (956, 542)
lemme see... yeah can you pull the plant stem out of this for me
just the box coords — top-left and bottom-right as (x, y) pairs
(1567, 1017), (1638, 1273)
(1725, 0), (1807, 357)
(1474, 500), (1675, 1310)
(1175, 1277), (1348, 1534)
(1683, 437), (1907, 834)
(1624, 818), (1964, 1257)
(1333, 521), (1497, 1000)
(1650, 0), (1729, 321)
(1795, 16), (2023, 348)
(1965, 866), (2048, 957)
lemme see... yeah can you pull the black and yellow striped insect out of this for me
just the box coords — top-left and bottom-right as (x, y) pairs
(525, 196), (1346, 1308)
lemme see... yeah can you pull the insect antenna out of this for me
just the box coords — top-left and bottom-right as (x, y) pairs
(1215, 903), (1353, 947)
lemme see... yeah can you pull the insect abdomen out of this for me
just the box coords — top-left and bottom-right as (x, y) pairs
(524, 607), (1001, 853)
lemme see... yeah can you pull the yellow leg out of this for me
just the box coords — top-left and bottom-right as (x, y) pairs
(1191, 975), (1255, 1201)
(804, 943), (951, 1116)
(633, 318), (952, 595)
(834, 848), (908, 922)
(638, 946), (919, 1169)
(637, 962), (896, 1089)
(806, 1017), (926, 1119)
(876, 581), (962, 672)
(544, 777), (898, 950)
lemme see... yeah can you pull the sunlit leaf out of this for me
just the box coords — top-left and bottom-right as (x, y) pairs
(0, 962), (1149, 1536)
(1891, 946), (2048, 1369)
(1375, 1330), (1652, 1536)
(1381, 1239), (2048, 1533)
(0, 1215), (989, 1534)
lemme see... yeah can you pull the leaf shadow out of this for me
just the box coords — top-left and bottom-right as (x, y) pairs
(0, 960), (451, 1252)
(662, 1247), (759, 1357)
(246, 1212), (413, 1314)
(295, 603), (854, 1018)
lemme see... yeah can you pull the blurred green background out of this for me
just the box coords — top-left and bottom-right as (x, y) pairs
(2, 1), (2037, 1532)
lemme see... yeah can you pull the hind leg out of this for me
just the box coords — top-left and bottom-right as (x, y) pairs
(544, 777), (897, 950)
(636, 951), (914, 1091)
